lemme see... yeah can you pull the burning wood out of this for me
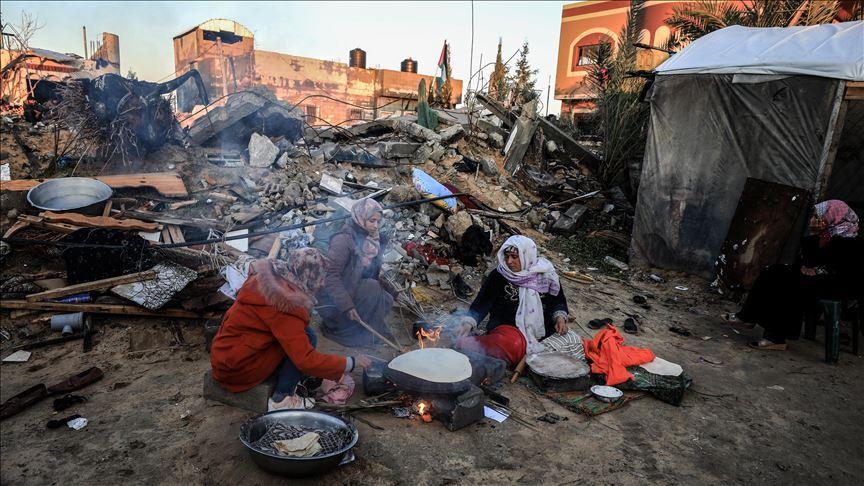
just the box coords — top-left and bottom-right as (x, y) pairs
(413, 400), (433, 423)
(415, 325), (441, 349)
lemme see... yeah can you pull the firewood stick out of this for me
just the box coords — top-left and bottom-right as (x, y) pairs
(353, 316), (403, 352)
(510, 355), (527, 383)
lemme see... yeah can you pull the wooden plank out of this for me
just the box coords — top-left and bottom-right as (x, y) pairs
(267, 237), (282, 259)
(101, 200), (113, 217)
(25, 270), (158, 302)
(167, 225), (185, 243)
(846, 81), (864, 100)
(39, 211), (161, 231)
(1, 300), (216, 319)
(18, 215), (80, 234)
(0, 172), (189, 197)
(814, 82), (849, 201)
(161, 227), (173, 244)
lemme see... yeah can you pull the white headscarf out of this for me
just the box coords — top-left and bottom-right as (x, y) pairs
(496, 235), (561, 355)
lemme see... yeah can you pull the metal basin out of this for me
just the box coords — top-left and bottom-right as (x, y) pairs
(26, 177), (113, 211)
(239, 410), (358, 477)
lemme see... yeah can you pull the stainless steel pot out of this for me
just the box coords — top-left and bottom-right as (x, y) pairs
(239, 410), (358, 477)
(26, 177), (112, 212)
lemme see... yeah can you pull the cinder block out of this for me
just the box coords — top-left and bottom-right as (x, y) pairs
(202, 369), (277, 413)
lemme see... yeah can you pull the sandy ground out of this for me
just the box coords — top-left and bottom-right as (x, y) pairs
(2, 267), (863, 486)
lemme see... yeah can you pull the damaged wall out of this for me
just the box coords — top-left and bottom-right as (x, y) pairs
(172, 18), (462, 126)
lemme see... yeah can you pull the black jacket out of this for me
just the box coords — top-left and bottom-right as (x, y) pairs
(468, 269), (568, 337)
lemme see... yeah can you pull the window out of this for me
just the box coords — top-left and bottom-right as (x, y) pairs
(349, 108), (363, 120)
(303, 105), (318, 122)
(577, 44), (601, 66)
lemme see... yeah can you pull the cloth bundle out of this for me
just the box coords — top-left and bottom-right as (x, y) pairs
(582, 325), (655, 386)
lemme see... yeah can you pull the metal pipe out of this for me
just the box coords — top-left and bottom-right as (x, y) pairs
(82, 26), (88, 58)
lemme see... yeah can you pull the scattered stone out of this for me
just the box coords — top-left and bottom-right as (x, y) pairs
(444, 211), (473, 243)
(274, 153), (290, 169)
(248, 133), (279, 167)
(479, 156), (499, 176)
(489, 132), (504, 148)
(438, 124), (465, 144)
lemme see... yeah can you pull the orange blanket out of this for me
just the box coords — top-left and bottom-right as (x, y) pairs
(582, 325), (655, 386)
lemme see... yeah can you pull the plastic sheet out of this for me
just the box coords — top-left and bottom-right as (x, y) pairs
(632, 74), (840, 277)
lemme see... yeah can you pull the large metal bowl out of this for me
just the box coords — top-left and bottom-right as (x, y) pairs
(239, 410), (358, 477)
(26, 177), (113, 211)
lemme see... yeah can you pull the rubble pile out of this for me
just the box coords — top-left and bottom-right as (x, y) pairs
(0, 85), (636, 351)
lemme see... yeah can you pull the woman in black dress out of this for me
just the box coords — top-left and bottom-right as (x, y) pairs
(728, 200), (862, 350)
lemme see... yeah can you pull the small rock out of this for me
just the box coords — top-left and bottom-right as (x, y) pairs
(479, 157), (499, 176)
(248, 133), (279, 167)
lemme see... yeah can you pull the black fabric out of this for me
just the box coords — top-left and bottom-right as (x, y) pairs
(738, 236), (864, 343)
(467, 269), (568, 337)
(633, 74), (840, 277)
(61, 229), (156, 284)
(454, 225), (492, 266)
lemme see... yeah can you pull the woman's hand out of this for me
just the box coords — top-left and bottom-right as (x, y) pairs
(353, 354), (372, 370)
(555, 315), (569, 335)
(347, 308), (362, 323)
(801, 266), (817, 277)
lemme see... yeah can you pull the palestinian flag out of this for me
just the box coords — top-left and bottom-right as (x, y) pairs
(436, 40), (448, 93)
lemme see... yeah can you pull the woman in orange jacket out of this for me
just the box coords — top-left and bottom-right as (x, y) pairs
(210, 248), (371, 411)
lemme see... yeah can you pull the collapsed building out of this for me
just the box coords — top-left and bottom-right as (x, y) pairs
(0, 31), (120, 117)
(171, 18), (463, 126)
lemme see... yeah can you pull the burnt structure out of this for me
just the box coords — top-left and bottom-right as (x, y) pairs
(172, 19), (462, 126)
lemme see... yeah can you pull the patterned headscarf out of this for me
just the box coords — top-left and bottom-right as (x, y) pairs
(270, 247), (327, 295)
(814, 200), (859, 241)
(495, 235), (561, 355)
(351, 198), (383, 239)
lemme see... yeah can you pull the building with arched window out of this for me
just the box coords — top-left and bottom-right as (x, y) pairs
(554, 0), (685, 122)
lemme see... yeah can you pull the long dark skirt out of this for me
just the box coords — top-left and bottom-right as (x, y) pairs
(319, 278), (394, 347)
(738, 264), (846, 344)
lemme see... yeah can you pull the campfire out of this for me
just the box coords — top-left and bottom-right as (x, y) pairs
(415, 326), (442, 348)
(413, 400), (433, 423)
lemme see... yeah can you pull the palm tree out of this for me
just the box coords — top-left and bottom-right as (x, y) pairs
(666, 0), (842, 49)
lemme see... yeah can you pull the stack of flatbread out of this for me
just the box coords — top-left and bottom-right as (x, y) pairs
(272, 432), (322, 457)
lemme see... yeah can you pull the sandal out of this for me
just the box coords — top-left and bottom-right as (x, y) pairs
(588, 318), (613, 330)
(0, 384), (48, 420)
(723, 313), (755, 329)
(748, 339), (787, 351)
(623, 318), (638, 334)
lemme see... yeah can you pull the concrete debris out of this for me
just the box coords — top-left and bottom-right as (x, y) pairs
(479, 156), (500, 176)
(444, 211), (473, 243)
(438, 124), (465, 144)
(248, 133), (279, 168)
(393, 119), (442, 143)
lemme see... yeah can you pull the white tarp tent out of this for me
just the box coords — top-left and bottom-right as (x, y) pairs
(655, 21), (864, 81)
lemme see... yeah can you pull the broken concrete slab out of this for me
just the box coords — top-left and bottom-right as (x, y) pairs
(565, 203), (588, 221)
(393, 119), (442, 143)
(438, 124), (465, 144)
(248, 133), (279, 168)
(503, 117), (539, 175)
(184, 90), (303, 146)
(376, 141), (421, 159)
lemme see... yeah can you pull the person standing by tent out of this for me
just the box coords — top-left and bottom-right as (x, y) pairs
(726, 200), (863, 350)
(450, 235), (569, 366)
(318, 198), (397, 347)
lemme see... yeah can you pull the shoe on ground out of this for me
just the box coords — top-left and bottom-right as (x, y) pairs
(748, 339), (787, 351)
(268, 395), (315, 411)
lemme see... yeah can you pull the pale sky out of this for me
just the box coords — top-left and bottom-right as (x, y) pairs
(1, 1), (569, 114)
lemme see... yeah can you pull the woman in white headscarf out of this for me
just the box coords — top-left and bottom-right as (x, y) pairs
(452, 235), (569, 366)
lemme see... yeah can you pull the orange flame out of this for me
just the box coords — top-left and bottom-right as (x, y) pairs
(416, 326), (442, 349)
(417, 402), (427, 414)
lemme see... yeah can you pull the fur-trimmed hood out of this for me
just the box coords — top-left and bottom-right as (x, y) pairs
(236, 260), (314, 316)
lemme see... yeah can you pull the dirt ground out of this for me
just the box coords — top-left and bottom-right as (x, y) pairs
(2, 263), (862, 486)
